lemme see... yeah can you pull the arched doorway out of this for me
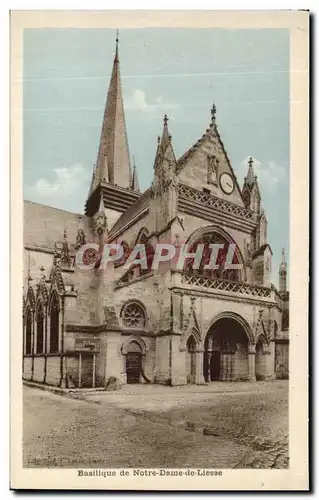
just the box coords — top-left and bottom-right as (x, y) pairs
(204, 316), (250, 381)
(125, 340), (142, 384)
(186, 336), (196, 384)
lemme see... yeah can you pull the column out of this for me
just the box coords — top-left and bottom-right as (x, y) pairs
(78, 353), (82, 388)
(92, 354), (96, 388)
(220, 353), (225, 381)
(195, 348), (205, 385)
(206, 337), (213, 382)
(248, 343), (256, 381)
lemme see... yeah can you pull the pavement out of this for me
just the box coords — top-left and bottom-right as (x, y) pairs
(23, 380), (288, 469)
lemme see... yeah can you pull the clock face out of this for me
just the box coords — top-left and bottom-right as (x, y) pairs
(220, 172), (234, 194)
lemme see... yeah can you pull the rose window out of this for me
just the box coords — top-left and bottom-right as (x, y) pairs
(123, 304), (145, 329)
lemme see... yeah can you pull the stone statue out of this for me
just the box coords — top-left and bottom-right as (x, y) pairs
(207, 154), (219, 185)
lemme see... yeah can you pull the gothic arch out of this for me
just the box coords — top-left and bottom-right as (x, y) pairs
(187, 328), (201, 346)
(255, 333), (269, 348)
(204, 311), (254, 346)
(121, 335), (148, 355)
(26, 285), (36, 312)
(35, 299), (45, 355)
(181, 326), (201, 351)
(48, 289), (60, 354)
(48, 289), (61, 313)
(184, 225), (246, 282)
(36, 277), (49, 305)
(135, 227), (149, 245)
(49, 266), (65, 295)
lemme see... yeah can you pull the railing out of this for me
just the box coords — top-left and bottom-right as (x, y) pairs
(180, 273), (272, 298)
(178, 184), (256, 221)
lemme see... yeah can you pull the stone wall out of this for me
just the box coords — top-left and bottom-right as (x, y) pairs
(45, 356), (61, 386)
(275, 342), (289, 379)
(155, 336), (170, 383)
(33, 357), (45, 383)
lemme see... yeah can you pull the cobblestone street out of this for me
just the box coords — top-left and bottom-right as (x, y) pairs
(23, 381), (288, 469)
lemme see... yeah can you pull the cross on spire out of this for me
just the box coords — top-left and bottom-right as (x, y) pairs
(246, 156), (256, 185)
(164, 114), (168, 126)
(211, 103), (217, 125)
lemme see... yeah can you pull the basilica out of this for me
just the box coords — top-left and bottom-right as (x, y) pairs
(23, 38), (289, 388)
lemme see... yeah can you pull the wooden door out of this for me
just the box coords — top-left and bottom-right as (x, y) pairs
(126, 353), (141, 384)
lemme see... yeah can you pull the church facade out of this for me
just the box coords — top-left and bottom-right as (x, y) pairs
(23, 38), (289, 389)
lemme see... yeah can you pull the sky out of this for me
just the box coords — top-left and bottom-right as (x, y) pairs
(23, 28), (290, 285)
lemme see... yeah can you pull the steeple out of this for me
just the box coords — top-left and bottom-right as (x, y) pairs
(95, 30), (132, 188)
(279, 248), (287, 293)
(85, 32), (140, 222)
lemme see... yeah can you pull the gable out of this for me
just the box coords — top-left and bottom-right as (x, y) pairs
(176, 127), (245, 207)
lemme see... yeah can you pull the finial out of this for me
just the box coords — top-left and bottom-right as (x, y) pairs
(164, 114), (168, 126)
(157, 136), (160, 145)
(63, 229), (67, 241)
(248, 156), (253, 168)
(114, 29), (119, 62)
(211, 103), (217, 125)
(169, 134), (172, 142)
(281, 248), (286, 262)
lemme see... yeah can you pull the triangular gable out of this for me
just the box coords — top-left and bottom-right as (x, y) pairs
(176, 125), (245, 207)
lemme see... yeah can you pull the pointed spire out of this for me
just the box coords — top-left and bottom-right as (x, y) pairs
(246, 156), (255, 185)
(158, 114), (172, 153)
(280, 248), (287, 272)
(153, 114), (177, 174)
(95, 29), (131, 189)
(131, 158), (140, 192)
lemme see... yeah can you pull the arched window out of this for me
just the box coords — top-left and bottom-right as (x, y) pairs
(36, 303), (44, 354)
(49, 293), (59, 353)
(122, 302), (146, 329)
(185, 231), (243, 282)
(130, 228), (154, 277)
(115, 241), (130, 267)
(25, 308), (32, 355)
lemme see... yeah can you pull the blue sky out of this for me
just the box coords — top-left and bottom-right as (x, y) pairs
(23, 28), (289, 285)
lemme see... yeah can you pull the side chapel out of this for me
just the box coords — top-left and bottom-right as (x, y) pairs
(23, 37), (289, 388)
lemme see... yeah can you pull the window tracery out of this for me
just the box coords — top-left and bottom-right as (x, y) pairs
(185, 232), (242, 282)
(122, 303), (146, 329)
